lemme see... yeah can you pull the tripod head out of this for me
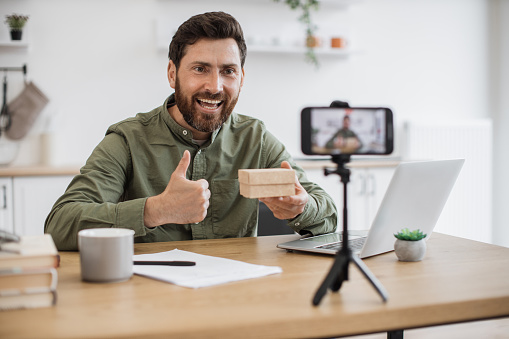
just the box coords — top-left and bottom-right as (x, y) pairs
(324, 154), (351, 184)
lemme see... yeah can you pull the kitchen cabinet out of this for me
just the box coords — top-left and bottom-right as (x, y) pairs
(0, 178), (14, 234)
(12, 175), (74, 236)
(0, 167), (78, 236)
(348, 166), (395, 230)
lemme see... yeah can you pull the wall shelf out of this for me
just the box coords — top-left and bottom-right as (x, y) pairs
(157, 41), (357, 58)
(0, 41), (29, 49)
(248, 45), (356, 58)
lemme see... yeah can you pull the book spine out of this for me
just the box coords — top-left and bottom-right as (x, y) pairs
(0, 289), (57, 311)
(0, 267), (58, 292)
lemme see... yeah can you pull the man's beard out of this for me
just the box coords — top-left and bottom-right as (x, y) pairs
(174, 77), (239, 133)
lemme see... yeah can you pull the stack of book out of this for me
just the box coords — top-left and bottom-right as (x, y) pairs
(0, 234), (59, 310)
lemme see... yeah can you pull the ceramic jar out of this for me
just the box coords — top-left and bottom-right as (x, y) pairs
(394, 239), (426, 262)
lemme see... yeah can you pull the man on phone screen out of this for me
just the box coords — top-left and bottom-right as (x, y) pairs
(325, 115), (362, 153)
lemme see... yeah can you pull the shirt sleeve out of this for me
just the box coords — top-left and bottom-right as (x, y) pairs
(261, 129), (338, 236)
(44, 133), (149, 250)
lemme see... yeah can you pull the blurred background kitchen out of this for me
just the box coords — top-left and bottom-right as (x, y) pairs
(0, 0), (507, 248)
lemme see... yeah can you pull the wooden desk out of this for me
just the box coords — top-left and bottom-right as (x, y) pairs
(2, 233), (509, 338)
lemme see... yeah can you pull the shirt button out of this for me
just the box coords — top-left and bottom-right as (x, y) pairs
(183, 130), (188, 136)
(295, 222), (300, 227)
(197, 150), (201, 155)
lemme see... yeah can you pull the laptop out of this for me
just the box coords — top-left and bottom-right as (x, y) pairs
(277, 159), (465, 258)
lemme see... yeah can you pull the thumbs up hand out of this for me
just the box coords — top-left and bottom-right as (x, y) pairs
(144, 150), (210, 227)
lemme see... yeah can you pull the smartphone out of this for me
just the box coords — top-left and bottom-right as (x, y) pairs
(301, 106), (394, 156)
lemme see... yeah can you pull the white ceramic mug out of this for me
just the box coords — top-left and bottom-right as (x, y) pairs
(78, 228), (135, 283)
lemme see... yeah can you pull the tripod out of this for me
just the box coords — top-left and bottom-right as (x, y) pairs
(312, 154), (389, 306)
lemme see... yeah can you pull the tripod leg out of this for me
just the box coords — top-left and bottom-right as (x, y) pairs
(331, 270), (345, 292)
(331, 254), (349, 292)
(351, 255), (389, 302)
(312, 253), (348, 306)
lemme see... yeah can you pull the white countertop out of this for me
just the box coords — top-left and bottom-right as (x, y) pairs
(0, 157), (400, 177)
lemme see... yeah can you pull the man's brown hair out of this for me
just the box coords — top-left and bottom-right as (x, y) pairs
(169, 12), (247, 69)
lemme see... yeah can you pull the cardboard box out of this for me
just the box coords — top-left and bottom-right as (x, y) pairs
(238, 168), (295, 198)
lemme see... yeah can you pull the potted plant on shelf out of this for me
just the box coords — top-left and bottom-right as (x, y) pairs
(273, 0), (320, 68)
(394, 228), (427, 262)
(5, 13), (29, 41)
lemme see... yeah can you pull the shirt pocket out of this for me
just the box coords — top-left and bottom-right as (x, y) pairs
(210, 179), (257, 237)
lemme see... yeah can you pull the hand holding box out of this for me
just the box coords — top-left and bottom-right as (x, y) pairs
(238, 168), (295, 198)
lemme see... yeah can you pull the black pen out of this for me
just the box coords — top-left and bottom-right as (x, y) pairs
(133, 261), (196, 266)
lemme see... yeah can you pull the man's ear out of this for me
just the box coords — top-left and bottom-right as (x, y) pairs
(167, 60), (177, 89)
(240, 68), (245, 90)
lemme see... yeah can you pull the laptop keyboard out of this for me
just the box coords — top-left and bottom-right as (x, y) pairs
(316, 237), (367, 252)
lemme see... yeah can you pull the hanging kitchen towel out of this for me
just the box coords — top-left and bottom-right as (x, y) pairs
(5, 81), (49, 140)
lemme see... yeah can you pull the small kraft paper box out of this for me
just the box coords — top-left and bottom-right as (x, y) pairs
(238, 168), (296, 198)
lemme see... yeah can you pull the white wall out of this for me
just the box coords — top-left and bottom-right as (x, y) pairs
(1, 0), (506, 245)
(490, 0), (509, 248)
(0, 0), (491, 160)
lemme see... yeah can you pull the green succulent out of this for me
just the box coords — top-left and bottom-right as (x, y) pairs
(394, 228), (427, 241)
(5, 14), (29, 31)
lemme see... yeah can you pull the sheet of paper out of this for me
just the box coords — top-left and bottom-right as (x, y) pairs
(132, 249), (282, 288)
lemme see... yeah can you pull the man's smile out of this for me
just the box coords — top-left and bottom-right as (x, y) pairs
(197, 98), (223, 111)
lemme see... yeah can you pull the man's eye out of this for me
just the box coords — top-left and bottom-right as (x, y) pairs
(224, 68), (235, 75)
(194, 66), (205, 72)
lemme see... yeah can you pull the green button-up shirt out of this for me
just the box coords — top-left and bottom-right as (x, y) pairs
(45, 95), (337, 250)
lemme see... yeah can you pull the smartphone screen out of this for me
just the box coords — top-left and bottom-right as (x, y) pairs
(301, 107), (394, 156)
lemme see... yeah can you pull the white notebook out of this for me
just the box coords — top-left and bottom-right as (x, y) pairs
(133, 249), (282, 288)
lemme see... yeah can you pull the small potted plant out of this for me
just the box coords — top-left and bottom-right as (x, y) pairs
(394, 228), (427, 262)
(5, 13), (29, 41)
(273, 0), (320, 68)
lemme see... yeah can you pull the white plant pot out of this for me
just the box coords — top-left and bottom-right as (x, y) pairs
(394, 239), (426, 262)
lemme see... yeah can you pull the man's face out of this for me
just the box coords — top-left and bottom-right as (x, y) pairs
(168, 38), (244, 135)
(343, 117), (351, 129)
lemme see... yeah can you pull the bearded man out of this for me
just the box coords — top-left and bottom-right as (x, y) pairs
(45, 12), (337, 251)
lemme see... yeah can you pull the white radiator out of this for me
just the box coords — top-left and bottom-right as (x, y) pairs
(401, 119), (493, 243)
